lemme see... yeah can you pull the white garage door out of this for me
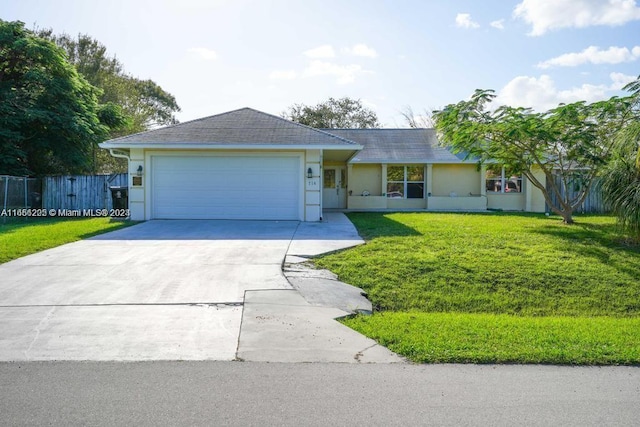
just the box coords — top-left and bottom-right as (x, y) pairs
(152, 155), (301, 220)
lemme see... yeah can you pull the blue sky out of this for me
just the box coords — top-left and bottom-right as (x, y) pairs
(3, 0), (640, 126)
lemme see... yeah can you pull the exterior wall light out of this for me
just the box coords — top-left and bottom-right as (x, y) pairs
(136, 165), (143, 177)
(307, 167), (313, 179)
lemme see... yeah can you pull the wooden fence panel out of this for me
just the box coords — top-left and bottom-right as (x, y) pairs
(546, 175), (608, 214)
(42, 174), (128, 211)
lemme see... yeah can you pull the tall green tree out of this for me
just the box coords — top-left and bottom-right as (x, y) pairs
(283, 97), (380, 128)
(38, 31), (181, 172)
(40, 31), (181, 133)
(0, 20), (114, 176)
(601, 76), (640, 241)
(433, 89), (634, 224)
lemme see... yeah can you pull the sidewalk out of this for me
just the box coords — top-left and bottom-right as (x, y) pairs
(236, 212), (404, 363)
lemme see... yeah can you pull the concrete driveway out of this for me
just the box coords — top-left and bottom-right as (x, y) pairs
(0, 213), (400, 362)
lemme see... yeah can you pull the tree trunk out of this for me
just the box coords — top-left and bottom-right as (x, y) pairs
(562, 211), (574, 224)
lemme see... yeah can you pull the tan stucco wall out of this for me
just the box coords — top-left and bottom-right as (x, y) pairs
(348, 164), (382, 196)
(486, 167), (547, 212)
(487, 194), (525, 210)
(431, 164), (480, 197)
(342, 162), (547, 213)
(527, 167), (547, 212)
(428, 196), (487, 210)
(387, 198), (427, 209)
(348, 196), (387, 209)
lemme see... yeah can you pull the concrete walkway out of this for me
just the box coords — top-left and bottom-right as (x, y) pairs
(237, 290), (397, 363)
(236, 212), (401, 363)
(0, 213), (401, 362)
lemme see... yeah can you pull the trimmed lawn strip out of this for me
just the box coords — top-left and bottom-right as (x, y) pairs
(0, 218), (135, 264)
(342, 312), (640, 364)
(315, 212), (640, 364)
(316, 213), (640, 317)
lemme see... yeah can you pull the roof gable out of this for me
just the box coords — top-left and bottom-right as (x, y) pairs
(101, 108), (359, 147)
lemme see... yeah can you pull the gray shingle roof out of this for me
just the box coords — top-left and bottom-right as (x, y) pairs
(322, 129), (470, 163)
(101, 107), (359, 147)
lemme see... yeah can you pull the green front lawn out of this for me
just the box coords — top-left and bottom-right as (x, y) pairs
(346, 312), (640, 364)
(315, 213), (640, 364)
(0, 218), (134, 264)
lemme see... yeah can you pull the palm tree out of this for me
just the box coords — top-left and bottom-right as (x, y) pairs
(601, 76), (640, 242)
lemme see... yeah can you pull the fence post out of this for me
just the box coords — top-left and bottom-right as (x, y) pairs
(24, 177), (28, 208)
(3, 177), (7, 211)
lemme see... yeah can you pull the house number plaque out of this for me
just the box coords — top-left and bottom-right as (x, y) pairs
(306, 178), (319, 190)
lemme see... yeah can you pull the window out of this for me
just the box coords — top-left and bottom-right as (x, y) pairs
(387, 165), (425, 199)
(324, 169), (335, 187)
(486, 166), (522, 193)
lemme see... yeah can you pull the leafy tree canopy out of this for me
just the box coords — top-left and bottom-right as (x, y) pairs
(283, 97), (380, 128)
(433, 85), (637, 224)
(40, 31), (181, 133)
(38, 30), (181, 172)
(0, 20), (114, 176)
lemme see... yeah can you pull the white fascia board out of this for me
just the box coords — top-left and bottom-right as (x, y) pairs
(98, 142), (362, 150)
(349, 159), (476, 164)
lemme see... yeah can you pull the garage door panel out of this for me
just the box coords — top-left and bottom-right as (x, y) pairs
(152, 156), (300, 220)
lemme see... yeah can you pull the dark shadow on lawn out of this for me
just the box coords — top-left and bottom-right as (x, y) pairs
(531, 220), (640, 279)
(532, 219), (638, 249)
(345, 212), (422, 239)
(345, 211), (557, 240)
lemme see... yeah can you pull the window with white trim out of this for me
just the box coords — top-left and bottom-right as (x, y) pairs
(486, 166), (522, 193)
(387, 165), (425, 198)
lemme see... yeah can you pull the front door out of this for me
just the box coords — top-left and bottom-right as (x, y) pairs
(323, 167), (347, 209)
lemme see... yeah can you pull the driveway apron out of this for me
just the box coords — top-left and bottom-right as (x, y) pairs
(0, 220), (298, 361)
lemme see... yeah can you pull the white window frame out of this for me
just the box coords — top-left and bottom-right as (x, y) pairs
(387, 165), (425, 199)
(486, 166), (522, 194)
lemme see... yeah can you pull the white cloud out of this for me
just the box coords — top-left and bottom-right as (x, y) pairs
(276, 44), (375, 85)
(269, 70), (298, 80)
(187, 47), (218, 60)
(610, 71), (637, 88)
(303, 60), (368, 84)
(490, 19), (505, 29)
(514, 0), (640, 36)
(303, 45), (336, 59)
(495, 72), (634, 111)
(455, 13), (480, 29)
(344, 43), (378, 58)
(538, 45), (640, 68)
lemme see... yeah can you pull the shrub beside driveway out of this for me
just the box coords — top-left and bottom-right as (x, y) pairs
(315, 213), (640, 364)
(0, 218), (134, 264)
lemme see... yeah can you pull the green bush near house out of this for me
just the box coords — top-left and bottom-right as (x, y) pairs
(315, 213), (640, 364)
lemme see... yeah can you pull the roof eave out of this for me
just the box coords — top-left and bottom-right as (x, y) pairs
(349, 159), (476, 164)
(99, 142), (362, 150)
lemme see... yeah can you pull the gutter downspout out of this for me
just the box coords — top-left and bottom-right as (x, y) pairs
(107, 149), (131, 211)
(108, 149), (130, 160)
